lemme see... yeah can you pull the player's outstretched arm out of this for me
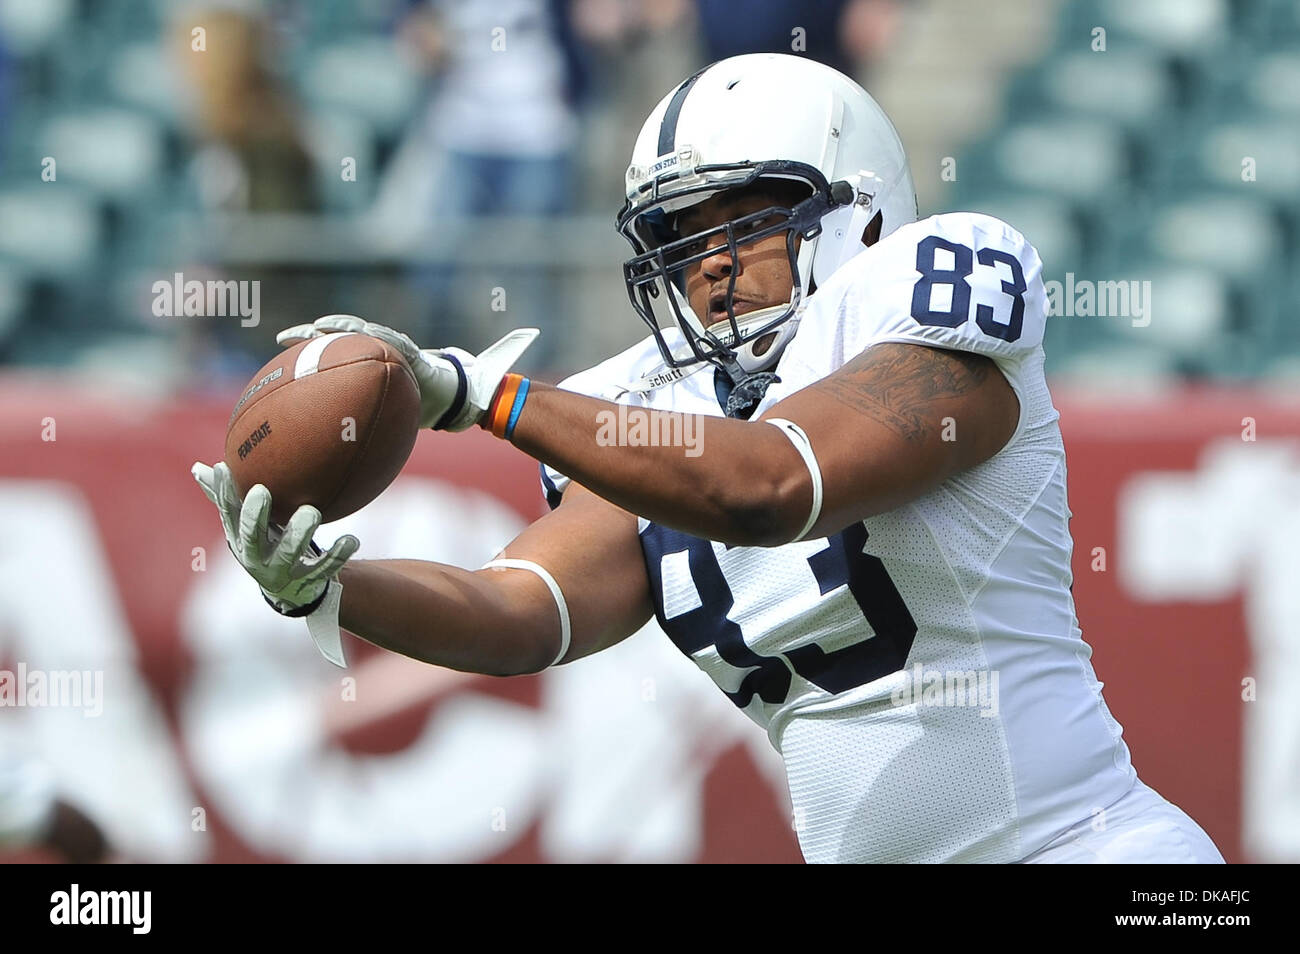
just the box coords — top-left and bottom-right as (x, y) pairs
(506, 342), (1019, 546)
(333, 483), (651, 675)
(272, 317), (1017, 549)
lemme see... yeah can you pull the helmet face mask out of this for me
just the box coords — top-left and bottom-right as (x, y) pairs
(617, 54), (917, 384)
(619, 161), (848, 376)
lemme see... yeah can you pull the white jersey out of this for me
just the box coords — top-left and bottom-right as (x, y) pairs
(543, 212), (1137, 862)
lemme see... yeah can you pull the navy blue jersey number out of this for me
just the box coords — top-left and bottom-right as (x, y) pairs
(909, 236), (971, 328)
(910, 236), (1026, 343)
(642, 523), (917, 708)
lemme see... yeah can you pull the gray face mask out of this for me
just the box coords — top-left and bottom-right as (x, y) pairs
(618, 167), (850, 382)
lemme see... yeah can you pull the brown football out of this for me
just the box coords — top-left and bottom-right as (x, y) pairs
(225, 332), (421, 525)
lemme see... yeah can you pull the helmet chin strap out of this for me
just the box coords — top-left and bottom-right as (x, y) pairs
(702, 303), (802, 419)
(620, 301), (797, 407)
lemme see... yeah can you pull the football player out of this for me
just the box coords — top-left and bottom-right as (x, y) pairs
(194, 54), (1223, 863)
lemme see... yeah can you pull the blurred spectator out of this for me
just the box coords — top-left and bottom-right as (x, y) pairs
(567, 0), (698, 218)
(691, 0), (903, 77)
(837, 0), (906, 73)
(172, 5), (320, 212)
(168, 4), (323, 375)
(397, 0), (587, 365)
(403, 0), (580, 215)
(571, 0), (906, 81)
(566, 0), (904, 220)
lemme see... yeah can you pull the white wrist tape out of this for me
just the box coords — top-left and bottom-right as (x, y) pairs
(482, 558), (572, 668)
(765, 418), (824, 542)
(306, 579), (347, 669)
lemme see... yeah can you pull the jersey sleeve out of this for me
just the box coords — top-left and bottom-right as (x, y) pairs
(841, 212), (1048, 367)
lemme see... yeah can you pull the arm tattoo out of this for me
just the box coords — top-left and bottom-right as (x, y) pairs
(809, 343), (993, 443)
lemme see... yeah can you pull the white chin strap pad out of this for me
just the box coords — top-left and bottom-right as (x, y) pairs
(701, 301), (803, 376)
(733, 309), (802, 375)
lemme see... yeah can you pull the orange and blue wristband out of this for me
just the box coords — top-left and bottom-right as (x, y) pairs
(488, 373), (530, 439)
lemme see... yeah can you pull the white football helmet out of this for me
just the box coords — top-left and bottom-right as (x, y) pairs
(618, 53), (917, 383)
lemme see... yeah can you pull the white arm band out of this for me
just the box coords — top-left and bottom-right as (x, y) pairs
(481, 558), (572, 668)
(764, 418), (824, 542)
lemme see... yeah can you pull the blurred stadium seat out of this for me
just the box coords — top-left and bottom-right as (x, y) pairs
(961, 193), (1085, 272)
(37, 109), (167, 201)
(1034, 49), (1176, 129)
(1244, 52), (1300, 115)
(1199, 121), (1300, 200)
(1146, 193), (1284, 281)
(107, 42), (184, 121)
(949, 0), (1300, 379)
(303, 110), (379, 210)
(0, 0), (71, 56)
(0, 264), (24, 341)
(1095, 0), (1229, 56)
(0, 188), (102, 275)
(300, 39), (420, 138)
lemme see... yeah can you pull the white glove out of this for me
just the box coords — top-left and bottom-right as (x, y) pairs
(276, 315), (539, 432)
(191, 461), (357, 666)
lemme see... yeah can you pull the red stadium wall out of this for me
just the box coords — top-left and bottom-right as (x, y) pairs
(1052, 392), (1300, 865)
(0, 378), (1290, 863)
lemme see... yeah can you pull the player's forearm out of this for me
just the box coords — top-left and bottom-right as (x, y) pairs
(504, 383), (810, 546)
(336, 559), (554, 675)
